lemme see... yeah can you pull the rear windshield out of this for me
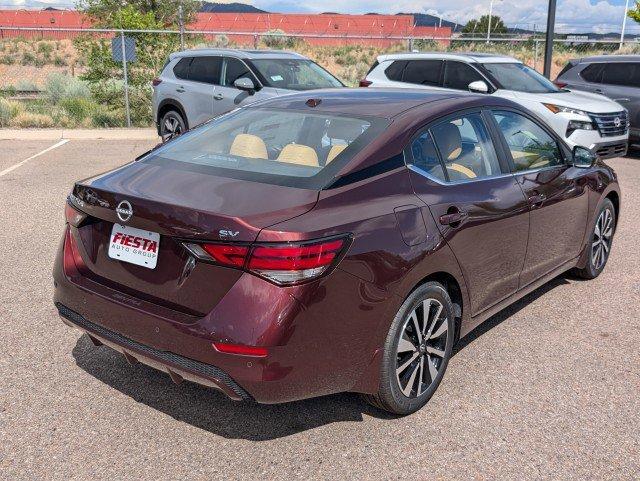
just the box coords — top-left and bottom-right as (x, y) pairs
(250, 59), (343, 90)
(143, 107), (388, 189)
(480, 62), (561, 93)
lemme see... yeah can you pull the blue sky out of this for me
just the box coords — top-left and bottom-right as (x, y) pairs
(2, 0), (639, 33)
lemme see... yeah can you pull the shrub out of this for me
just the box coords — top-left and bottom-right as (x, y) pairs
(91, 107), (125, 128)
(54, 55), (67, 66)
(60, 97), (96, 123)
(0, 54), (14, 65)
(12, 112), (54, 128)
(0, 99), (13, 127)
(45, 73), (91, 104)
(262, 29), (299, 49)
(16, 79), (38, 91)
(21, 51), (36, 65)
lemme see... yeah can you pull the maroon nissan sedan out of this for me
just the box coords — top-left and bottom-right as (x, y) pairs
(54, 89), (620, 415)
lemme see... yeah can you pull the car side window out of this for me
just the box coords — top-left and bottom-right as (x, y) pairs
(411, 113), (502, 183)
(188, 56), (221, 84)
(173, 57), (192, 80)
(580, 63), (604, 83)
(443, 61), (484, 90)
(384, 61), (408, 81)
(223, 57), (256, 87)
(493, 110), (564, 172)
(409, 131), (447, 182)
(601, 62), (640, 87)
(402, 60), (443, 87)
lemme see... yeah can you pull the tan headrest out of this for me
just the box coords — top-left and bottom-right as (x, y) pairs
(326, 144), (347, 163)
(230, 134), (268, 159)
(277, 144), (319, 167)
(432, 122), (462, 160)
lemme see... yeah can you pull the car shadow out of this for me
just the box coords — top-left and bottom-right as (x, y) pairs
(72, 274), (571, 441)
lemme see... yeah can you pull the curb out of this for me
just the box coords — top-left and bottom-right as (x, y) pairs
(0, 128), (160, 141)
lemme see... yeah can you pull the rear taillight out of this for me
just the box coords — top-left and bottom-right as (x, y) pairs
(359, 79), (373, 87)
(152, 78), (162, 87)
(183, 236), (350, 286)
(213, 342), (268, 357)
(65, 201), (86, 227)
(553, 80), (568, 88)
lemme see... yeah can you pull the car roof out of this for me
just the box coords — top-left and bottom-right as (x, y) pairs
(170, 48), (306, 60)
(242, 87), (503, 119)
(376, 51), (518, 64)
(575, 54), (640, 63)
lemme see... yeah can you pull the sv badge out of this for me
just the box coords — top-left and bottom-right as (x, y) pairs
(219, 229), (240, 238)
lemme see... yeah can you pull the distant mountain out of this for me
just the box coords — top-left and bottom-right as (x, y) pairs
(200, 2), (267, 13)
(396, 13), (462, 31)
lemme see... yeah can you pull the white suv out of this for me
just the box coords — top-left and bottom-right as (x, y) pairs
(363, 53), (628, 159)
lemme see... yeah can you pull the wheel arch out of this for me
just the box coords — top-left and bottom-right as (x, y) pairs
(156, 99), (188, 133)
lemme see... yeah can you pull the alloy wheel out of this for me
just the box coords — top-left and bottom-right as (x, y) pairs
(395, 298), (449, 398)
(162, 115), (183, 140)
(592, 208), (613, 270)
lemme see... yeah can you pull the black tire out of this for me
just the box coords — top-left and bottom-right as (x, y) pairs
(159, 109), (186, 141)
(362, 281), (455, 415)
(572, 199), (616, 280)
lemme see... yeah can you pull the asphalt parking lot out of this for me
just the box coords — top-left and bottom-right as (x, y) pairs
(1, 138), (639, 480)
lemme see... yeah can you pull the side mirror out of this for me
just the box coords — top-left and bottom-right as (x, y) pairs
(234, 77), (256, 94)
(573, 146), (597, 168)
(468, 80), (489, 94)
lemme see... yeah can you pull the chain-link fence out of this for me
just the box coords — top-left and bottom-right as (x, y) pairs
(1, 26), (638, 129)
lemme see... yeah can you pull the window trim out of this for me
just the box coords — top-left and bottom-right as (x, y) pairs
(404, 107), (510, 185)
(486, 106), (571, 175)
(179, 55), (224, 86)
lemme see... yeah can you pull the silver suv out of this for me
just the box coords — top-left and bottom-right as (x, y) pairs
(152, 48), (344, 138)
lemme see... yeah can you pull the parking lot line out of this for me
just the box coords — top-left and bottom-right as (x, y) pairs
(0, 139), (70, 177)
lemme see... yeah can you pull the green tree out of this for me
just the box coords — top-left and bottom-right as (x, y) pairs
(75, 1), (200, 126)
(628, 1), (640, 24)
(461, 15), (508, 37)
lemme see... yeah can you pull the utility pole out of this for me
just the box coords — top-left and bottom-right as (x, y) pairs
(486, 0), (494, 43)
(178, 4), (185, 50)
(620, 0), (630, 49)
(543, 0), (557, 79)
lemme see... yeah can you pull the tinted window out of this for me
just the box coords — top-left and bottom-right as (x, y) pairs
(250, 59), (342, 90)
(144, 108), (387, 189)
(173, 57), (191, 80)
(385, 61), (407, 81)
(189, 56), (221, 84)
(493, 111), (563, 171)
(556, 61), (575, 79)
(223, 57), (255, 87)
(580, 63), (604, 83)
(402, 60), (443, 87)
(429, 113), (502, 182)
(409, 131), (447, 182)
(481, 62), (560, 93)
(443, 61), (484, 90)
(601, 62), (640, 87)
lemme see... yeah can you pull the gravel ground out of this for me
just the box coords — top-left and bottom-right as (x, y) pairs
(1, 139), (638, 481)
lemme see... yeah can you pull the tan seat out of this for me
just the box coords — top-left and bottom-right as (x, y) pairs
(447, 163), (477, 179)
(230, 134), (268, 159)
(277, 144), (319, 167)
(326, 145), (347, 163)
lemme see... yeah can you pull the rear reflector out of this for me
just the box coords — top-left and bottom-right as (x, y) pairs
(213, 342), (268, 357)
(183, 235), (350, 286)
(359, 79), (373, 87)
(152, 78), (162, 87)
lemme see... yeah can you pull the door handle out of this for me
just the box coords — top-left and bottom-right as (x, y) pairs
(176, 87), (185, 93)
(528, 193), (547, 206)
(439, 210), (468, 226)
(594, 89), (604, 94)
(213, 93), (224, 100)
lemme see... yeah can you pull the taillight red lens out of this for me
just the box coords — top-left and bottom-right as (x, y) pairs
(186, 236), (349, 285)
(359, 79), (373, 87)
(201, 244), (248, 268)
(65, 202), (86, 227)
(152, 78), (162, 87)
(213, 342), (268, 357)
(553, 80), (567, 88)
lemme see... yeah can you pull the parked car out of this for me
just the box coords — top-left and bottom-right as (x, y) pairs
(152, 48), (344, 139)
(555, 55), (640, 144)
(55, 89), (620, 415)
(362, 52), (629, 159)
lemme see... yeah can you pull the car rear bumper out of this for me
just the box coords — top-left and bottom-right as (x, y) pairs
(57, 302), (253, 401)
